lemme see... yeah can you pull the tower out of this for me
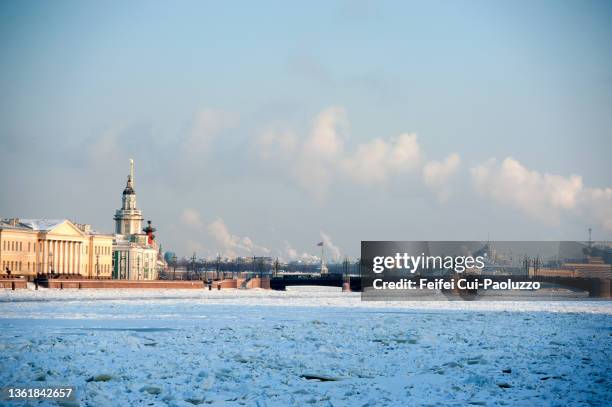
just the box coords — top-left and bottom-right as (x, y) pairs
(113, 159), (144, 235)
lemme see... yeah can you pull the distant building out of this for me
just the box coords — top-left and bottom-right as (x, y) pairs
(0, 218), (113, 279)
(112, 160), (164, 280)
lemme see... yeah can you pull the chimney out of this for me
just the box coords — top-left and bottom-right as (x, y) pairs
(76, 224), (92, 233)
(8, 218), (19, 226)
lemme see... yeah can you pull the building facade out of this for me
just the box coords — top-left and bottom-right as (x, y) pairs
(112, 160), (163, 280)
(0, 219), (113, 279)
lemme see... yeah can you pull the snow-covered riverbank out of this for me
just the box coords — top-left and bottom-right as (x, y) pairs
(0, 287), (610, 406)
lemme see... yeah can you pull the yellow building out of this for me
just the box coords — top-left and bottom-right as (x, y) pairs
(0, 218), (113, 279)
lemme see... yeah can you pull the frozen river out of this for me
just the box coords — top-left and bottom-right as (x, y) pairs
(0, 287), (611, 406)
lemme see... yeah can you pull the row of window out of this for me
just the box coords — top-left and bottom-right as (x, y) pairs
(96, 264), (111, 273)
(94, 246), (111, 255)
(3, 260), (23, 271)
(2, 240), (112, 256)
(2, 241), (29, 252)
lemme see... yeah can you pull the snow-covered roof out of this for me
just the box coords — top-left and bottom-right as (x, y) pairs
(18, 219), (66, 231)
(0, 220), (30, 230)
(1, 219), (111, 236)
(87, 228), (108, 235)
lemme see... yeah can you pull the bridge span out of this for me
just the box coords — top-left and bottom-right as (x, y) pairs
(271, 274), (611, 298)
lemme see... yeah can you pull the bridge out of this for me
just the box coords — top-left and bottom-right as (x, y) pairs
(271, 274), (611, 298)
(270, 274), (361, 291)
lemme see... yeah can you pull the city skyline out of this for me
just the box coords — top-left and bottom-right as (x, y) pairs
(1, 0), (611, 259)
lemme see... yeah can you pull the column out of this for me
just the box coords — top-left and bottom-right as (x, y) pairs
(61, 241), (64, 274)
(41, 241), (46, 274)
(68, 242), (71, 274)
(46, 240), (50, 273)
(45, 240), (50, 273)
(45, 240), (49, 273)
(43, 239), (50, 274)
(65, 242), (69, 274)
(36, 240), (40, 274)
(67, 242), (71, 274)
(36, 240), (40, 273)
(68, 242), (74, 274)
(78, 242), (82, 276)
(52, 240), (56, 273)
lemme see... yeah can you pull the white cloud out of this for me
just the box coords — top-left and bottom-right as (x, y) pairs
(207, 218), (270, 257)
(341, 133), (421, 185)
(305, 106), (348, 159)
(299, 252), (320, 263)
(257, 106), (458, 201)
(320, 231), (341, 261)
(423, 153), (461, 202)
(180, 208), (203, 229)
(471, 157), (612, 230)
(292, 106), (348, 201)
(284, 241), (298, 260)
(283, 241), (319, 263)
(580, 188), (612, 232)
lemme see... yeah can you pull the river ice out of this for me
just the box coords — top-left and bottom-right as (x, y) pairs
(0, 287), (610, 406)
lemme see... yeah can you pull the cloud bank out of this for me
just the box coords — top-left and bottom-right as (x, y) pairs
(471, 157), (612, 230)
(258, 106), (460, 201)
(423, 153), (461, 202)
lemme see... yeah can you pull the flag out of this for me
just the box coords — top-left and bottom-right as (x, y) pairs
(317, 242), (324, 246)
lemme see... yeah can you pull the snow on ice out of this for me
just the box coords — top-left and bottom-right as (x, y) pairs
(0, 287), (610, 406)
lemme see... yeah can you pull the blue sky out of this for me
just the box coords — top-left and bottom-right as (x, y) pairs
(1, 0), (611, 259)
